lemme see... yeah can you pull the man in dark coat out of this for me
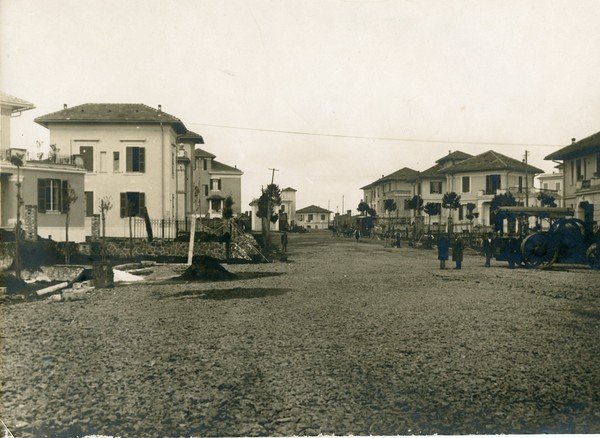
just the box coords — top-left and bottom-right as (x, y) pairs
(437, 235), (449, 269)
(482, 232), (494, 267)
(281, 231), (288, 253)
(354, 229), (360, 242)
(507, 236), (520, 269)
(452, 237), (464, 269)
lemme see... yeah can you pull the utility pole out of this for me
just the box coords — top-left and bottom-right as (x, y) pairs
(268, 168), (279, 185)
(523, 150), (530, 207)
(342, 195), (345, 212)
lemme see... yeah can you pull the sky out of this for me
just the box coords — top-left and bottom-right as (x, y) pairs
(2, 0), (600, 213)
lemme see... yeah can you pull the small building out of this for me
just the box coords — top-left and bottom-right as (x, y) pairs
(295, 205), (332, 230)
(536, 170), (564, 207)
(360, 167), (419, 218)
(193, 148), (243, 218)
(280, 187), (297, 228)
(545, 133), (600, 223)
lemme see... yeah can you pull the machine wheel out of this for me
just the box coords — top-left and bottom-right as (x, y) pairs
(586, 243), (600, 270)
(521, 233), (557, 269)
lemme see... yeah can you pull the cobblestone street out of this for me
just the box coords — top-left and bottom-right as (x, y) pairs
(1, 232), (599, 436)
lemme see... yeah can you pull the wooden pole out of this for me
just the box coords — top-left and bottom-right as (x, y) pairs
(187, 214), (199, 265)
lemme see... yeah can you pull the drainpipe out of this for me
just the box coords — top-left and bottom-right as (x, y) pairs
(160, 123), (164, 218)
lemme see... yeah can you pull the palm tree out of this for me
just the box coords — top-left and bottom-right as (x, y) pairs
(357, 201), (369, 216)
(9, 154), (24, 279)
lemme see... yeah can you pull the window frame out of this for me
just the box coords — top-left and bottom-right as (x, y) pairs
(126, 146), (146, 173)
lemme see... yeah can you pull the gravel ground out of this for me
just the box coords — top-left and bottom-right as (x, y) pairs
(1, 231), (599, 437)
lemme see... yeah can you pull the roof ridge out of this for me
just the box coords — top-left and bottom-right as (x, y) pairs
(489, 150), (509, 167)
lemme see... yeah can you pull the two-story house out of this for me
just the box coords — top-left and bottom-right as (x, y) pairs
(411, 150), (473, 226)
(440, 150), (543, 226)
(295, 205), (332, 230)
(193, 148), (243, 218)
(360, 167), (419, 218)
(536, 169), (564, 207)
(545, 133), (600, 223)
(35, 103), (204, 237)
(1, 93), (86, 241)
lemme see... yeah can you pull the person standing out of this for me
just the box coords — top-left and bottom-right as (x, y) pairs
(483, 232), (494, 267)
(354, 228), (360, 242)
(452, 236), (464, 270)
(507, 235), (520, 269)
(281, 231), (288, 253)
(437, 234), (449, 269)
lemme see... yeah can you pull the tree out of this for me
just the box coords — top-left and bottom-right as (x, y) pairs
(357, 201), (369, 216)
(537, 192), (557, 208)
(465, 202), (477, 230)
(63, 182), (79, 264)
(490, 191), (517, 232)
(256, 184), (281, 252)
(383, 199), (397, 232)
(442, 192), (461, 234)
(366, 207), (377, 217)
(423, 202), (440, 232)
(9, 154), (24, 279)
(405, 195), (423, 218)
(99, 196), (113, 261)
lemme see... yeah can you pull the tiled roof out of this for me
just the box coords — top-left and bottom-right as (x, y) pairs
(177, 130), (204, 144)
(435, 150), (473, 164)
(296, 205), (332, 214)
(545, 131), (600, 160)
(360, 167), (419, 189)
(35, 103), (188, 133)
(439, 150), (543, 174)
(194, 148), (216, 159)
(211, 160), (242, 174)
(0, 92), (35, 111)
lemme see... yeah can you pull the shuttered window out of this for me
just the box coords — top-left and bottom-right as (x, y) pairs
(85, 192), (94, 216)
(37, 178), (64, 212)
(126, 147), (145, 173)
(120, 192), (146, 217)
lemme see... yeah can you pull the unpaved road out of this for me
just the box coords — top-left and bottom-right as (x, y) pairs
(1, 231), (599, 436)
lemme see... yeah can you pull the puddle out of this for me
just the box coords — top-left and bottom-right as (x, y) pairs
(170, 287), (290, 300)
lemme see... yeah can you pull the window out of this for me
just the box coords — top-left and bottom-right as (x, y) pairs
(518, 176), (524, 193)
(203, 185), (209, 196)
(430, 181), (442, 194)
(388, 183), (391, 192)
(308, 214), (313, 222)
(120, 192), (146, 217)
(571, 161), (575, 185)
(321, 214), (325, 220)
(596, 154), (600, 176)
(458, 205), (464, 220)
(543, 183), (548, 190)
(281, 205), (285, 212)
(203, 159), (208, 171)
(37, 179), (67, 213)
(417, 183), (422, 195)
(556, 182), (561, 192)
(461, 176), (470, 193)
(299, 215), (304, 221)
(85, 191), (94, 216)
(126, 147), (145, 173)
(79, 146), (94, 172)
(210, 199), (221, 212)
(210, 178), (221, 191)
(113, 152), (120, 172)
(485, 174), (501, 195)
(576, 159), (583, 181)
(99, 151), (107, 172)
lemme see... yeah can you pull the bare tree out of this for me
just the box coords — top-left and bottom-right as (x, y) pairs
(99, 196), (113, 261)
(63, 182), (79, 264)
(9, 154), (24, 279)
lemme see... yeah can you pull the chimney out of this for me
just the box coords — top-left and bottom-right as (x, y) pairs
(63, 104), (67, 109)
(571, 138), (576, 144)
(158, 104), (162, 113)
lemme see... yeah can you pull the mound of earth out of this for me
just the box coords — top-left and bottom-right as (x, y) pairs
(178, 256), (238, 281)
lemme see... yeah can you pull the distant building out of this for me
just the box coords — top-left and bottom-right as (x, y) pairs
(35, 103), (204, 237)
(545, 133), (600, 223)
(536, 170), (564, 207)
(1, 93), (86, 241)
(193, 148), (243, 218)
(248, 186), (296, 232)
(360, 167), (419, 218)
(280, 187), (297, 226)
(295, 205), (332, 230)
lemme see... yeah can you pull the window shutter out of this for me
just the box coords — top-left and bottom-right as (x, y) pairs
(218, 179), (221, 190)
(139, 193), (146, 216)
(37, 179), (47, 213)
(120, 193), (127, 218)
(139, 148), (145, 173)
(61, 180), (69, 212)
(126, 147), (133, 172)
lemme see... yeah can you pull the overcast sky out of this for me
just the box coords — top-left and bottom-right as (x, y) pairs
(2, 0), (600, 213)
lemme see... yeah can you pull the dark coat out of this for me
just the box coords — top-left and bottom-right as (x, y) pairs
(437, 237), (449, 260)
(452, 239), (464, 262)
(482, 237), (494, 256)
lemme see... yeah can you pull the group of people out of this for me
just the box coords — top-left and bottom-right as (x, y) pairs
(436, 235), (465, 269)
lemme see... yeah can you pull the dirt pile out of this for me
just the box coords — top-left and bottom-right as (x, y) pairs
(177, 256), (238, 281)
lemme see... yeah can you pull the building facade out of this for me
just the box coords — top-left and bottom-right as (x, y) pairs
(295, 205), (332, 230)
(545, 133), (600, 223)
(193, 148), (243, 218)
(536, 170), (564, 207)
(360, 167), (419, 218)
(35, 103), (204, 237)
